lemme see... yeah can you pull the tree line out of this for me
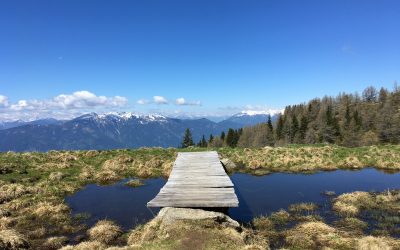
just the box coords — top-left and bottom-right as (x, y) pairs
(182, 85), (400, 148)
(181, 128), (242, 148)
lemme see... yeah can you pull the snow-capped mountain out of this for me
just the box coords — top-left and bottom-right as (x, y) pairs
(0, 111), (277, 152)
(222, 110), (281, 127)
(234, 109), (283, 117)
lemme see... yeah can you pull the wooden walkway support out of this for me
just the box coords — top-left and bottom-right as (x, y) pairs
(147, 151), (239, 207)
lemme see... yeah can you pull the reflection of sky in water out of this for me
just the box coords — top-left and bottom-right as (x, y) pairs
(229, 168), (400, 223)
(66, 168), (400, 230)
(65, 178), (166, 230)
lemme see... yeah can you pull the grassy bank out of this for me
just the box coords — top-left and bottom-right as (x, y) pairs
(0, 148), (177, 249)
(0, 145), (399, 248)
(219, 144), (400, 174)
(252, 190), (400, 249)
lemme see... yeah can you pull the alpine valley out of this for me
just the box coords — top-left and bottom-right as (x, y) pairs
(0, 111), (278, 152)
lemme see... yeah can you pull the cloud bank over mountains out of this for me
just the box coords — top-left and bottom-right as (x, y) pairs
(0, 90), (281, 121)
(0, 91), (128, 121)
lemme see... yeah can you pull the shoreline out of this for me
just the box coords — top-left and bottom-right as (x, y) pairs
(1, 145), (400, 248)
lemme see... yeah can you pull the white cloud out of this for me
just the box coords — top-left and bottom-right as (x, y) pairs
(10, 100), (30, 111)
(153, 96), (168, 104)
(52, 91), (127, 109)
(0, 91), (129, 121)
(0, 95), (9, 107)
(137, 99), (149, 105)
(175, 97), (201, 106)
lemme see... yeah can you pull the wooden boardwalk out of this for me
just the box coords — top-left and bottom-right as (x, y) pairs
(147, 151), (239, 207)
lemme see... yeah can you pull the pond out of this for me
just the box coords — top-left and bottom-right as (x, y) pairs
(65, 168), (400, 231)
(65, 178), (166, 230)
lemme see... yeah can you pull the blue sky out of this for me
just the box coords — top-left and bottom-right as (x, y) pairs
(0, 0), (399, 120)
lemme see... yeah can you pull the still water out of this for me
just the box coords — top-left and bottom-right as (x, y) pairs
(66, 168), (400, 230)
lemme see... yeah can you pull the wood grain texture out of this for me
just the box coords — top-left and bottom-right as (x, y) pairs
(147, 151), (239, 207)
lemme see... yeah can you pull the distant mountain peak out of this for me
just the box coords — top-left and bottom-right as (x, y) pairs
(235, 109), (283, 117)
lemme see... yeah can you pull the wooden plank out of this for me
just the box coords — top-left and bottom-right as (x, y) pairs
(147, 151), (239, 208)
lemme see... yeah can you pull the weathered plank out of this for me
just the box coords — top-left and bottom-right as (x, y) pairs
(147, 151), (239, 207)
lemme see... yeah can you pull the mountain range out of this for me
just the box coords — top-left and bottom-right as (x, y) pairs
(0, 111), (277, 152)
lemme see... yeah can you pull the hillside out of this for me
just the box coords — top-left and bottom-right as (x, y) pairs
(0, 112), (275, 152)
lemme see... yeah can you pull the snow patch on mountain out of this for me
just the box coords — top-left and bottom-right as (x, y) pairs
(236, 109), (283, 117)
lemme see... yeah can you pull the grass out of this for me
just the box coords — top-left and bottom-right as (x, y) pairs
(0, 145), (399, 248)
(87, 220), (122, 244)
(0, 229), (30, 250)
(0, 148), (177, 248)
(218, 144), (400, 173)
(125, 179), (145, 188)
(126, 213), (268, 250)
(251, 190), (400, 249)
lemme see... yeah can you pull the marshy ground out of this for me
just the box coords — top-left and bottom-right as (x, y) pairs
(0, 145), (399, 249)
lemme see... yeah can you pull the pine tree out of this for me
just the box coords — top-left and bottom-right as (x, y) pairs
(290, 114), (299, 143)
(181, 128), (194, 148)
(220, 131), (225, 141)
(208, 134), (214, 144)
(276, 115), (284, 140)
(226, 128), (236, 147)
(200, 135), (207, 147)
(267, 114), (273, 131)
(233, 129), (240, 147)
(299, 115), (308, 140)
(345, 105), (351, 128)
(353, 110), (362, 129)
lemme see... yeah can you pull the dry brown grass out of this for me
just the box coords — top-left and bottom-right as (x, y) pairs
(87, 220), (122, 245)
(127, 211), (268, 250)
(43, 236), (69, 249)
(0, 229), (30, 249)
(333, 191), (374, 216)
(334, 217), (368, 235)
(253, 217), (274, 231)
(0, 184), (29, 203)
(288, 202), (318, 214)
(218, 145), (400, 173)
(356, 236), (399, 250)
(0, 148), (178, 248)
(49, 171), (65, 181)
(285, 221), (353, 249)
(94, 170), (121, 184)
(0, 216), (13, 230)
(125, 179), (144, 188)
(60, 240), (106, 250)
(31, 201), (70, 222)
(161, 161), (174, 177)
(79, 166), (95, 181)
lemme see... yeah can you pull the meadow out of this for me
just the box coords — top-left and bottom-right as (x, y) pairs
(0, 145), (399, 249)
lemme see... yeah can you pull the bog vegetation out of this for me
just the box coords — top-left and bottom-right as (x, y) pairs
(0, 147), (399, 249)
